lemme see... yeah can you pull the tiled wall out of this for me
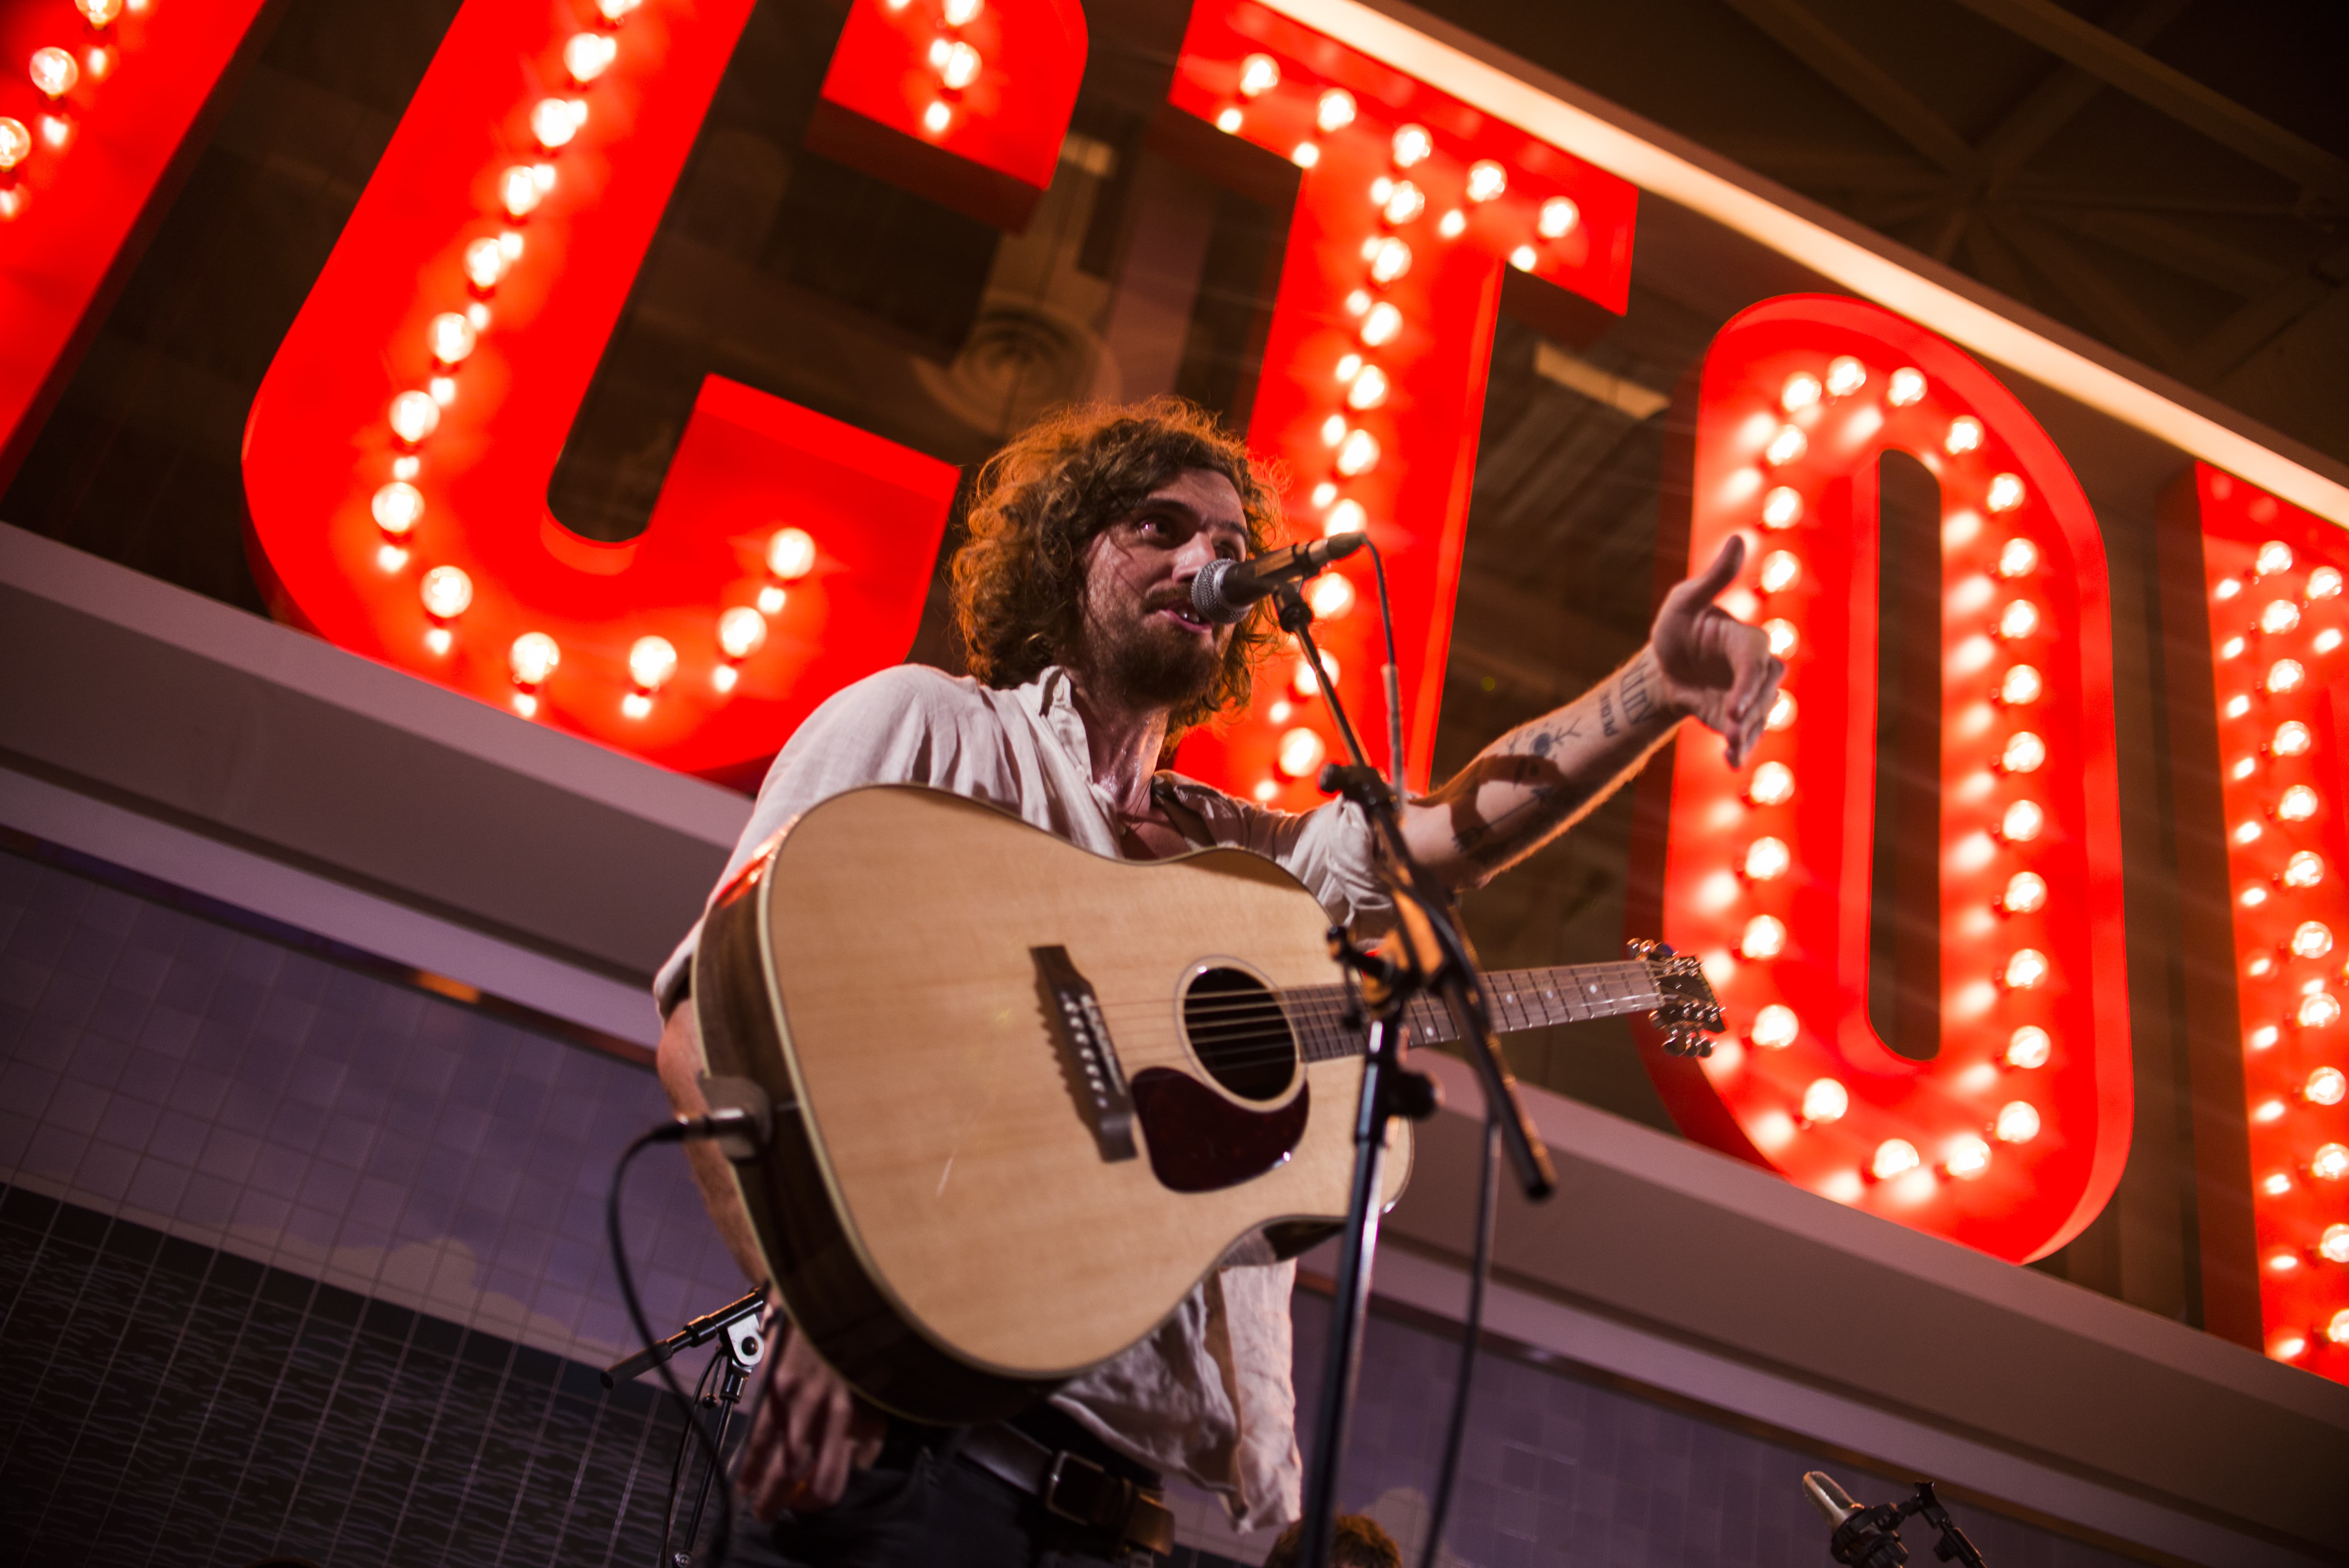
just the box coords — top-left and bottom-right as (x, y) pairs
(0, 843), (2146, 1568)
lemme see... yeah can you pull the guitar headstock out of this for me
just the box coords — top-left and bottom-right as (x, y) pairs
(1625, 939), (1726, 1057)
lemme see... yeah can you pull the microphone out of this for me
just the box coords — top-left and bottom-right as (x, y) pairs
(1802, 1472), (1908, 1568)
(1190, 532), (1369, 624)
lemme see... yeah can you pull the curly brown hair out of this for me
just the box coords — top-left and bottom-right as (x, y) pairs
(950, 397), (1287, 732)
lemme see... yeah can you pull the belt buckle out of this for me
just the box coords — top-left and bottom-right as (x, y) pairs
(1042, 1449), (1113, 1528)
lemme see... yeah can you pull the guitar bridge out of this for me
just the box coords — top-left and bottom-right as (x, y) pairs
(1032, 946), (1137, 1163)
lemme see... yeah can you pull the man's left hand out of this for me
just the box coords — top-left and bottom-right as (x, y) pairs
(1650, 536), (1784, 770)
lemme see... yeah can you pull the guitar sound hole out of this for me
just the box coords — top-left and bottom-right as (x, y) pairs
(1181, 967), (1298, 1102)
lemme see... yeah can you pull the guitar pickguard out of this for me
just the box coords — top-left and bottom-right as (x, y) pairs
(1128, 1069), (1309, 1193)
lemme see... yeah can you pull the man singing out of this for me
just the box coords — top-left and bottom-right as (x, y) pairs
(652, 397), (1780, 1565)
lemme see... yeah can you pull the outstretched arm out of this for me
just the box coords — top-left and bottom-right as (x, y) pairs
(1397, 536), (1783, 890)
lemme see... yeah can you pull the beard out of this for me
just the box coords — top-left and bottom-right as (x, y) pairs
(1081, 582), (1225, 715)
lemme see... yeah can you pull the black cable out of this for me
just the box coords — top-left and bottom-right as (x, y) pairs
(610, 1126), (737, 1568)
(1416, 1109), (1500, 1568)
(1360, 536), (1404, 790)
(662, 1337), (725, 1561)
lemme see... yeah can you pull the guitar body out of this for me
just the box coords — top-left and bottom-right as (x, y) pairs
(695, 784), (1412, 1424)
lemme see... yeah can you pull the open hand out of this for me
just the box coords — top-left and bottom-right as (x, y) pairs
(1650, 536), (1784, 770)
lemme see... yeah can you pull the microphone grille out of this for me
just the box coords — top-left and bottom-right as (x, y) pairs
(1192, 559), (1242, 624)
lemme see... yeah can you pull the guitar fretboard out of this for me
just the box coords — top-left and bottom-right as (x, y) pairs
(1282, 960), (1665, 1061)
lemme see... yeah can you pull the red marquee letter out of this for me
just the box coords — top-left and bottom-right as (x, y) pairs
(1644, 295), (2132, 1265)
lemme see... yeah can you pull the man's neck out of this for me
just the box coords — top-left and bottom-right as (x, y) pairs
(1060, 665), (1170, 817)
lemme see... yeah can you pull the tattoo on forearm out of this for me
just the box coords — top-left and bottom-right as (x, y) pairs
(1598, 688), (1620, 738)
(1622, 653), (1656, 724)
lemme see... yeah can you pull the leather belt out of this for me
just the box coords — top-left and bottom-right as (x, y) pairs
(955, 1422), (1175, 1556)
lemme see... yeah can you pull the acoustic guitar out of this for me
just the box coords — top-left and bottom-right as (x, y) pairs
(693, 785), (1723, 1423)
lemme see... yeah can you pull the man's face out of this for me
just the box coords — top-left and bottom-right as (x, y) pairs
(1073, 468), (1250, 713)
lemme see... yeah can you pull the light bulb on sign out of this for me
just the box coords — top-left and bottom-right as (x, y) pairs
(2299, 991), (2342, 1029)
(1508, 245), (1537, 272)
(1764, 426), (1808, 467)
(1537, 197), (1578, 238)
(1369, 238), (1412, 284)
(1290, 141), (1322, 168)
(2261, 599), (2301, 634)
(419, 566), (472, 620)
(1779, 373), (1822, 413)
(2317, 629), (2344, 654)
(2242, 886), (2269, 907)
(1761, 619), (1797, 658)
(1944, 417), (1983, 455)
(565, 31), (618, 83)
(1466, 160), (1506, 202)
(388, 392), (440, 445)
(2000, 732), (2047, 773)
(463, 237), (510, 291)
(1276, 727), (1327, 779)
(1995, 1101), (2041, 1143)
(2254, 540), (2294, 576)
(1985, 474), (2026, 513)
(766, 527), (816, 580)
(2006, 1025), (2052, 1069)
(1324, 499), (1366, 536)
(1996, 538), (2038, 578)
(0, 118), (29, 171)
(2308, 565), (2343, 600)
(1747, 761), (1794, 806)
(1871, 1139), (1921, 1181)
(1801, 1078), (1848, 1125)
(1346, 366), (1390, 410)
(1361, 302), (1402, 346)
(2308, 1066), (2346, 1106)
(500, 166), (544, 219)
(1744, 835), (1791, 881)
(1757, 551), (1800, 593)
(2220, 635), (2246, 660)
(757, 585), (785, 615)
(2000, 871), (2047, 914)
(1750, 1004), (1798, 1049)
(2262, 1172), (2292, 1195)
(2314, 1143), (2349, 1181)
(628, 635), (678, 693)
(1237, 54), (1279, 98)
(2215, 578), (2242, 600)
(1999, 800), (2044, 842)
(1945, 1135), (1992, 1181)
(427, 313), (478, 366)
(531, 98), (583, 150)
(1996, 600), (2040, 640)
(1391, 124), (1432, 167)
(2278, 785), (2320, 821)
(1315, 90), (1355, 132)
(1382, 182), (1425, 225)
(2332, 1310), (2349, 1345)
(2268, 1250), (2299, 1271)
(2322, 1223), (2349, 1263)
(2266, 659), (2305, 694)
(1739, 915), (1787, 960)
(1765, 690), (1795, 731)
(1998, 665), (2043, 705)
(1215, 107), (1242, 134)
(2231, 757), (2256, 781)
(2253, 1099), (2287, 1124)
(1290, 650), (1339, 698)
(2293, 921), (2335, 959)
(508, 631), (560, 686)
(2283, 851), (2326, 888)
(718, 606), (767, 660)
(371, 483), (424, 538)
(2225, 695), (2251, 719)
(77, 0), (123, 23)
(1761, 487), (1804, 529)
(1887, 368), (1926, 406)
(2003, 948), (2049, 989)
(1322, 414), (1347, 446)
(1311, 483), (1337, 509)
(940, 41), (982, 90)
(29, 48), (78, 99)
(597, 0), (644, 19)
(923, 101), (952, 135)
(943, 0), (982, 23)
(1335, 429), (1380, 476)
(1825, 356), (1866, 396)
(1307, 573), (1355, 619)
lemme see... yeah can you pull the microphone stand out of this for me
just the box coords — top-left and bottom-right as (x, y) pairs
(1273, 583), (1558, 1568)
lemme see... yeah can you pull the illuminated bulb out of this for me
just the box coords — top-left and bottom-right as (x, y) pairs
(1944, 417), (1983, 455)
(2232, 757), (2256, 780)
(1998, 665), (2042, 705)
(1825, 356), (1866, 396)
(419, 565), (472, 619)
(940, 41), (981, 89)
(766, 527), (816, 580)
(500, 165), (544, 219)
(1369, 178), (1394, 205)
(621, 692), (651, 719)
(429, 375), (457, 406)
(1801, 1078), (1848, 1124)
(1347, 365), (1389, 410)
(77, 0), (123, 22)
(1996, 538), (2038, 578)
(1536, 196), (1578, 237)
(2220, 636), (2246, 659)
(2003, 948), (2049, 989)
(2000, 800), (2044, 842)
(2308, 565), (2343, 600)
(2225, 695), (2250, 718)
(597, 0), (644, 18)
(29, 47), (78, 98)
(2319, 629), (2344, 654)
(942, 0), (982, 23)
(1315, 89), (1355, 132)
(1290, 143), (1319, 169)
(427, 313), (478, 366)
(1743, 836), (1791, 881)
(1312, 482), (1337, 509)
(1336, 428), (1379, 476)
(2266, 659), (2305, 693)
(2215, 577), (2242, 600)
(388, 391), (441, 444)
(2315, 1143), (2349, 1181)
(1760, 618), (1796, 658)
(1324, 499), (1366, 535)
(463, 236), (510, 290)
(371, 482), (424, 538)
(1466, 160), (1507, 202)
(2333, 1309), (2349, 1345)
(2254, 1099), (2287, 1124)
(1215, 107), (1242, 134)
(1291, 652), (1338, 698)
(2242, 886), (2268, 907)
(1391, 124), (1432, 167)
(712, 665), (737, 694)
(1739, 915), (1788, 959)
(2278, 784), (2319, 821)
(1322, 414), (1347, 446)
(2299, 991), (2342, 1029)
(1308, 573), (1355, 619)
(1996, 600), (2040, 640)
(1382, 181), (1424, 225)
(923, 101), (952, 134)
(1276, 727), (1326, 779)
(1945, 1135), (1991, 1181)
(756, 585), (784, 615)
(2254, 540), (2293, 576)
(2001, 871), (2047, 914)
(1369, 237), (1412, 284)
(2006, 1026), (2052, 1069)
(2263, 1172), (2292, 1195)
(2283, 851), (2325, 887)
(2270, 720), (2313, 757)
(1758, 551), (1800, 593)
(2322, 1223), (2349, 1263)
(1237, 54), (1279, 98)
(1865, 1138), (1922, 1183)
(2308, 1066), (2346, 1105)
(1779, 372), (1822, 413)
(565, 31), (618, 82)
(508, 631), (560, 686)
(2260, 598), (2302, 634)
(1761, 486), (1804, 529)
(1508, 245), (1537, 272)
(1985, 474), (2026, 513)
(393, 455), (421, 480)
(1887, 368), (1926, 406)
(2268, 1249), (2297, 1271)
(2000, 732), (2046, 773)
(628, 635), (677, 692)
(1748, 761), (1794, 806)
(1361, 302), (1402, 346)
(1764, 426), (1808, 466)
(2294, 921), (2335, 959)
(1995, 1101), (2041, 1143)
(718, 606), (767, 660)
(531, 98), (584, 150)
(1765, 690), (1795, 731)
(1750, 1004), (1798, 1049)
(0, 118), (29, 171)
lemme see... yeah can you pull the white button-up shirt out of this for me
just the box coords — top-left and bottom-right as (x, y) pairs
(657, 663), (1387, 1529)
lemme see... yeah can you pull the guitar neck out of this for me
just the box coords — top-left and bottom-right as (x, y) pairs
(1287, 959), (1665, 1061)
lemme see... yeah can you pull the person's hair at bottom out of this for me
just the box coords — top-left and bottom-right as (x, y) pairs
(1260, 1513), (1403, 1568)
